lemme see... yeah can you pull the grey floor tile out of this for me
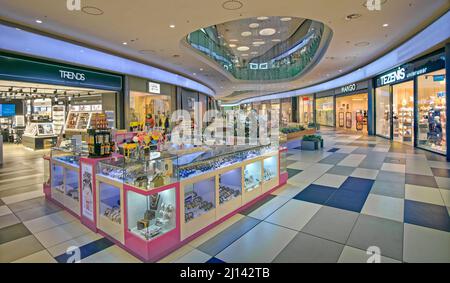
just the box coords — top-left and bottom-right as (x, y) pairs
(319, 153), (349, 165)
(301, 207), (359, 244)
(14, 203), (62, 222)
(0, 235), (45, 263)
(376, 171), (406, 184)
(7, 197), (47, 213)
(385, 157), (406, 165)
(273, 232), (344, 263)
(347, 215), (403, 261)
(359, 160), (384, 170)
(0, 223), (32, 245)
(371, 181), (405, 199)
(0, 214), (21, 230)
(239, 195), (276, 216)
(197, 217), (260, 257)
(326, 166), (355, 176)
(406, 174), (439, 188)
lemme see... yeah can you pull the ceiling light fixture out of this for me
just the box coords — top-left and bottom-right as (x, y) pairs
(272, 39), (281, 42)
(82, 6), (104, 16)
(383, 23), (389, 27)
(222, 0), (243, 10)
(241, 31), (252, 37)
(229, 44), (237, 48)
(122, 42), (128, 45)
(257, 16), (269, 21)
(249, 23), (260, 29)
(169, 24), (176, 28)
(259, 28), (277, 36)
(229, 39), (239, 42)
(355, 41), (370, 47)
(237, 46), (250, 51)
(280, 17), (292, 22)
(253, 41), (265, 45)
(35, 19), (43, 24)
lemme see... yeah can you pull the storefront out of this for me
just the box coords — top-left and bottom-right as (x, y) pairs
(315, 95), (335, 127)
(126, 76), (176, 132)
(298, 95), (314, 126)
(0, 52), (123, 149)
(335, 82), (369, 133)
(374, 50), (447, 155)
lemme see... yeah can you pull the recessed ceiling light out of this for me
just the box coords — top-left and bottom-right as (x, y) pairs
(339, 69), (343, 73)
(222, 0), (243, 10)
(259, 28), (277, 36)
(200, 68), (204, 71)
(253, 41), (265, 45)
(122, 42), (128, 45)
(193, 73), (197, 76)
(280, 17), (292, 22)
(272, 39), (281, 42)
(169, 24), (176, 28)
(355, 41), (370, 47)
(383, 23), (389, 27)
(249, 23), (260, 29)
(241, 31), (252, 37)
(229, 44), (237, 48)
(229, 39), (239, 42)
(35, 19), (43, 24)
(257, 16), (269, 21)
(82, 6), (104, 16)
(15, 28), (21, 31)
(237, 46), (250, 51)
(242, 54), (249, 57)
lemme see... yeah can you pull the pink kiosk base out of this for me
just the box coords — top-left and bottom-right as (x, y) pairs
(44, 147), (288, 262)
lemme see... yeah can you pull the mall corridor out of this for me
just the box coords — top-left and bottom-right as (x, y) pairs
(0, 130), (449, 263)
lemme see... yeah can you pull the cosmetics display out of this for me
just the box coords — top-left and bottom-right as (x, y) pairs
(65, 111), (104, 132)
(23, 123), (56, 137)
(52, 105), (66, 134)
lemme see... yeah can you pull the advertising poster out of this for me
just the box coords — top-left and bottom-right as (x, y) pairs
(81, 163), (94, 221)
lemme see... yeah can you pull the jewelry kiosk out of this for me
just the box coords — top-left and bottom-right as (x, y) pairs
(44, 144), (288, 262)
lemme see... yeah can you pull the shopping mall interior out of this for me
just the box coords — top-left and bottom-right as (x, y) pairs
(0, 0), (449, 265)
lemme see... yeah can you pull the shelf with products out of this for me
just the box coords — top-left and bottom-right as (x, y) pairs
(218, 168), (242, 218)
(52, 105), (66, 135)
(263, 154), (279, 192)
(127, 187), (177, 241)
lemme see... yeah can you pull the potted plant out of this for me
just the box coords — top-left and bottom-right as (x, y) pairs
(302, 135), (324, 151)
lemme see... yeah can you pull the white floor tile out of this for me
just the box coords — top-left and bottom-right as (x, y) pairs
(13, 250), (57, 263)
(216, 222), (297, 263)
(0, 205), (12, 217)
(338, 154), (366, 167)
(23, 211), (77, 234)
(338, 246), (401, 263)
(158, 244), (195, 263)
(1, 190), (44, 205)
(403, 224), (450, 263)
(428, 161), (450, 169)
(287, 161), (314, 171)
(405, 185), (445, 206)
(266, 200), (322, 231)
(435, 177), (450, 190)
(440, 189), (450, 207)
(313, 173), (347, 188)
(272, 183), (308, 199)
(34, 221), (92, 248)
(248, 196), (291, 220)
(289, 164), (333, 185)
(173, 249), (211, 263)
(381, 163), (406, 174)
(362, 194), (404, 222)
(351, 168), (379, 180)
(46, 232), (103, 257)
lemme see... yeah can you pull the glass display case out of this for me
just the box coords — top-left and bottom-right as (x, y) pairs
(244, 161), (262, 192)
(219, 169), (242, 205)
(127, 188), (176, 241)
(280, 150), (288, 175)
(177, 144), (277, 180)
(184, 177), (216, 223)
(97, 153), (178, 190)
(263, 156), (278, 183)
(99, 183), (121, 225)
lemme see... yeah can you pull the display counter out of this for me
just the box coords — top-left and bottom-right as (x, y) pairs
(43, 143), (287, 262)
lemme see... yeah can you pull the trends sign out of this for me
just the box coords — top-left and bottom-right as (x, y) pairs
(59, 70), (86, 82)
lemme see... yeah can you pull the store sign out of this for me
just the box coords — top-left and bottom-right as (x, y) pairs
(341, 84), (357, 93)
(434, 75), (445, 82)
(406, 67), (428, 79)
(379, 68), (406, 86)
(148, 82), (161, 94)
(0, 54), (122, 91)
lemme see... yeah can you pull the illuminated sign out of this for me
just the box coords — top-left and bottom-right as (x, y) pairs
(341, 84), (357, 93)
(148, 82), (161, 94)
(379, 68), (406, 86)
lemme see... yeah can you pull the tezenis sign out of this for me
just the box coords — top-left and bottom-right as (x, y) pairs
(379, 68), (406, 86)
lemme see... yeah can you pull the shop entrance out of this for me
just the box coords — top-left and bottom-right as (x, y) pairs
(336, 93), (368, 133)
(393, 81), (414, 145)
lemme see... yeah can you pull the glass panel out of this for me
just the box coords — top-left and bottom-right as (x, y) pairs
(65, 169), (79, 202)
(316, 97), (334, 127)
(127, 188), (176, 240)
(51, 164), (64, 193)
(219, 168), (242, 205)
(129, 91), (172, 132)
(299, 95), (314, 126)
(417, 69), (447, 154)
(393, 81), (414, 144)
(184, 178), (216, 223)
(280, 151), (287, 175)
(264, 156), (278, 182)
(281, 99), (292, 127)
(376, 86), (391, 138)
(244, 161), (262, 192)
(335, 94), (368, 133)
(99, 183), (121, 224)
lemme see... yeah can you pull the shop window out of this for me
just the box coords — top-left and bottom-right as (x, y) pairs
(336, 94), (368, 133)
(316, 97), (334, 127)
(418, 69), (447, 154)
(281, 99), (292, 127)
(129, 91), (171, 131)
(299, 95), (314, 126)
(393, 81), (414, 144)
(375, 85), (391, 138)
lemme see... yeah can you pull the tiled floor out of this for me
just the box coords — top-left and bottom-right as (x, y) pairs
(1, 131), (450, 263)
